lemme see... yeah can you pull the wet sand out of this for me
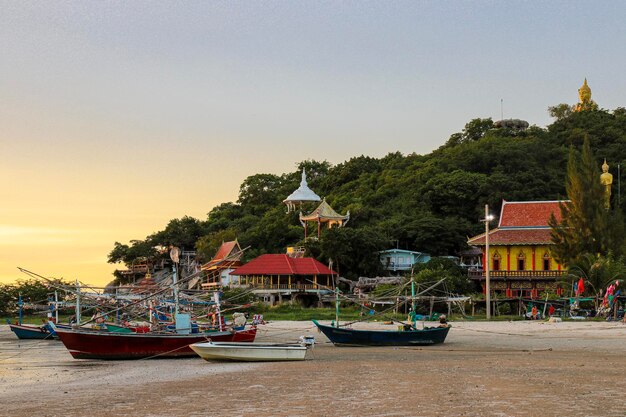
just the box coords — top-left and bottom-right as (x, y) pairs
(2, 320), (626, 417)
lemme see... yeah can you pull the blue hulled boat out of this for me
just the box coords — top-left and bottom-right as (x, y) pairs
(312, 320), (450, 347)
(8, 323), (58, 340)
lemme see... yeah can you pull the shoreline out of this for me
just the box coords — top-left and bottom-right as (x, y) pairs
(2, 321), (626, 416)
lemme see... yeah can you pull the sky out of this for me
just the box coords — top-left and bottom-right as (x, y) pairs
(1, 1), (626, 286)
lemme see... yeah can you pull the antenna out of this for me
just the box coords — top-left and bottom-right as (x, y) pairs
(500, 98), (504, 120)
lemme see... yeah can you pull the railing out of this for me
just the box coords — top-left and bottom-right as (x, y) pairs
(229, 283), (323, 291)
(468, 270), (564, 280)
(382, 262), (414, 271)
(130, 264), (149, 273)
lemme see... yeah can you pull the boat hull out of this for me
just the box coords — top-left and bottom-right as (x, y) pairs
(9, 324), (58, 340)
(312, 320), (450, 346)
(55, 327), (257, 360)
(191, 341), (307, 362)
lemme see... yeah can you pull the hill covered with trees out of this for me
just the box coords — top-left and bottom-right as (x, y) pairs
(108, 105), (626, 281)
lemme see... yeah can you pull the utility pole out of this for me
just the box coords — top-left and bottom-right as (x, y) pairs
(75, 280), (81, 325)
(485, 204), (492, 320)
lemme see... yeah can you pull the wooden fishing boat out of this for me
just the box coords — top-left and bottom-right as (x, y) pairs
(312, 320), (450, 347)
(8, 323), (58, 340)
(54, 327), (257, 359)
(190, 341), (307, 362)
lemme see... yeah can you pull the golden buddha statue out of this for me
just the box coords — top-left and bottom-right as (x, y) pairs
(574, 78), (598, 112)
(579, 78), (591, 103)
(600, 159), (613, 210)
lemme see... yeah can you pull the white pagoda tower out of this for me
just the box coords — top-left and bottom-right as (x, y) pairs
(283, 169), (321, 213)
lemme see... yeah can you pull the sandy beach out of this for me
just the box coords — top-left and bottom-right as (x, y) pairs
(2, 320), (626, 417)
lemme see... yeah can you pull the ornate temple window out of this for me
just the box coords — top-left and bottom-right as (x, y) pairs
(517, 252), (526, 271)
(492, 252), (501, 271)
(543, 252), (551, 271)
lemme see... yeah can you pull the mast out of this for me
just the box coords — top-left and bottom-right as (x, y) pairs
(54, 290), (59, 323)
(214, 292), (223, 331)
(173, 262), (179, 316)
(115, 287), (120, 324)
(411, 269), (416, 326)
(335, 287), (340, 328)
(75, 279), (81, 325)
(169, 245), (181, 319)
(18, 293), (23, 325)
(411, 270), (416, 311)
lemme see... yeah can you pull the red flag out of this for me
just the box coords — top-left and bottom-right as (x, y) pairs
(578, 277), (585, 295)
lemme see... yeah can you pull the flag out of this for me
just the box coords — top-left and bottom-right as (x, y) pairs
(578, 277), (585, 295)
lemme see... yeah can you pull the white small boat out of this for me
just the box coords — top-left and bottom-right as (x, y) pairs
(190, 341), (308, 362)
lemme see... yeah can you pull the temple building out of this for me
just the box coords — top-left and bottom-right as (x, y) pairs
(131, 271), (160, 294)
(467, 200), (567, 299)
(300, 198), (349, 239)
(200, 240), (244, 289)
(229, 253), (337, 305)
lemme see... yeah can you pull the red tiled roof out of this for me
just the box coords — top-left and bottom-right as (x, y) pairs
(467, 228), (554, 246)
(230, 254), (336, 276)
(213, 241), (239, 261)
(201, 240), (243, 271)
(498, 200), (566, 228)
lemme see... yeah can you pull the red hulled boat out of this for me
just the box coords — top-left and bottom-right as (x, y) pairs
(55, 327), (257, 360)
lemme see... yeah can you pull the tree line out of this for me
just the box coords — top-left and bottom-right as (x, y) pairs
(107, 105), (626, 287)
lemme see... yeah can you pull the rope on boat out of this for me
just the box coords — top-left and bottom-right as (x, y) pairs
(306, 277), (450, 328)
(305, 280), (405, 326)
(17, 249), (251, 327)
(136, 343), (198, 361)
(253, 325), (318, 341)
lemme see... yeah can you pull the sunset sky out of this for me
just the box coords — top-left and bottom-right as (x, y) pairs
(2, 1), (626, 286)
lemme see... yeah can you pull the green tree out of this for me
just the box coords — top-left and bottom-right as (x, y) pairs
(237, 173), (284, 215)
(107, 240), (158, 265)
(0, 279), (71, 316)
(0, 283), (15, 315)
(565, 253), (626, 296)
(195, 229), (239, 263)
(462, 118), (495, 142)
(150, 216), (208, 250)
(105, 104), (626, 291)
(549, 137), (626, 265)
(319, 227), (387, 279)
(414, 258), (472, 295)
(548, 103), (573, 120)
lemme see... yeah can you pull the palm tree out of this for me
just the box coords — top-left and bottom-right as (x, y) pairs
(565, 253), (625, 298)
